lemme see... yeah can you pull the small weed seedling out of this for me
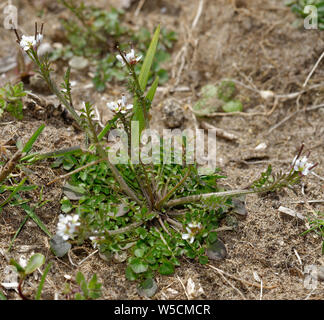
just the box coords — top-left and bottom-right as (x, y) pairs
(302, 211), (324, 254)
(63, 271), (102, 300)
(0, 82), (26, 120)
(0, 124), (52, 249)
(10, 253), (46, 300)
(13, 22), (319, 296)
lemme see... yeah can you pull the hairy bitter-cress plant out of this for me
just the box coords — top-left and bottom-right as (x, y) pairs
(12, 22), (318, 294)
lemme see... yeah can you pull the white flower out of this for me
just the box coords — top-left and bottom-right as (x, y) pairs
(36, 33), (43, 44)
(182, 222), (202, 244)
(57, 214), (81, 241)
(116, 49), (142, 66)
(20, 35), (36, 51)
(107, 95), (133, 114)
(293, 156), (314, 176)
(89, 234), (104, 249)
(19, 33), (43, 51)
(182, 228), (195, 244)
(188, 222), (202, 230)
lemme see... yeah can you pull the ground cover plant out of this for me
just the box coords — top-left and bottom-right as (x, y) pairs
(0, 0), (323, 301)
(0, 82), (26, 120)
(0, 16), (317, 298)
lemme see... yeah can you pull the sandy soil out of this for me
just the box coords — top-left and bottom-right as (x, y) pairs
(0, 0), (323, 300)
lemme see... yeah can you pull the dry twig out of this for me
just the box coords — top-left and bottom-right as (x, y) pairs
(207, 264), (278, 290)
(212, 266), (246, 299)
(0, 150), (22, 183)
(199, 120), (238, 141)
(268, 103), (324, 134)
(78, 249), (99, 266)
(176, 275), (190, 300)
(134, 0), (146, 16)
(303, 50), (324, 87)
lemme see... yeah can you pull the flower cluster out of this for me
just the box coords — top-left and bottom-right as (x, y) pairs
(19, 33), (43, 51)
(57, 214), (81, 241)
(89, 233), (105, 249)
(182, 222), (203, 244)
(116, 49), (142, 66)
(293, 155), (314, 176)
(107, 95), (133, 114)
(291, 145), (317, 176)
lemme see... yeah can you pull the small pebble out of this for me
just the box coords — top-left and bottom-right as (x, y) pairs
(113, 251), (128, 263)
(69, 56), (89, 70)
(232, 197), (247, 216)
(255, 142), (267, 151)
(318, 266), (324, 281)
(162, 101), (185, 128)
(29, 74), (51, 94)
(206, 239), (227, 260)
(50, 235), (71, 258)
(38, 42), (53, 56)
(137, 278), (158, 298)
(1, 266), (18, 290)
(99, 250), (112, 262)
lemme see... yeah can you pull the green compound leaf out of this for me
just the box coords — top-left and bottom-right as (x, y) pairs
(208, 231), (218, 244)
(125, 266), (138, 281)
(129, 258), (149, 274)
(134, 247), (146, 258)
(137, 278), (158, 298)
(199, 255), (209, 265)
(158, 260), (175, 275)
(217, 80), (236, 102)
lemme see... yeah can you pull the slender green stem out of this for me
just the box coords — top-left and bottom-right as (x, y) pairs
(8, 215), (28, 251)
(28, 50), (83, 128)
(0, 178), (26, 207)
(29, 48), (142, 206)
(130, 164), (152, 207)
(96, 115), (119, 142)
(35, 262), (52, 300)
(164, 189), (255, 209)
(156, 167), (192, 210)
(138, 159), (155, 206)
(117, 49), (149, 129)
(129, 65), (149, 127)
(85, 110), (142, 205)
(90, 220), (146, 237)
